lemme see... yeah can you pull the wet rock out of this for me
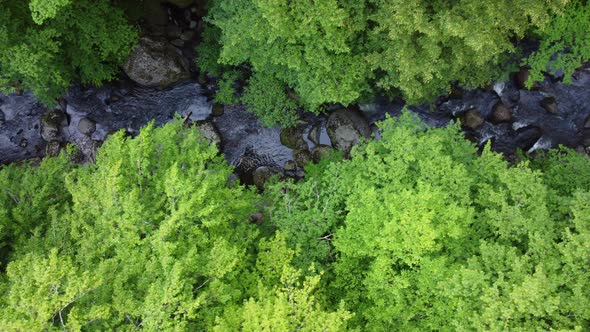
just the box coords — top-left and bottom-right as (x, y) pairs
(77, 118), (96, 136)
(284, 160), (297, 171)
(170, 39), (184, 48)
(197, 121), (221, 146)
(46, 140), (62, 157)
(40, 109), (67, 142)
(585, 115), (590, 128)
(311, 145), (333, 163)
(253, 166), (281, 191)
(294, 149), (312, 168)
(307, 123), (321, 146)
(212, 103), (224, 116)
(541, 97), (558, 114)
(122, 37), (190, 88)
(280, 126), (307, 150)
(490, 102), (513, 124)
(326, 109), (371, 153)
(460, 109), (485, 130)
(515, 126), (542, 151)
(0, 109), (5, 127)
(180, 30), (195, 41)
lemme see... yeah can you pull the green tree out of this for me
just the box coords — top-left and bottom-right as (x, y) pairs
(266, 112), (590, 330)
(0, 0), (137, 104)
(199, 0), (566, 125)
(526, 0), (590, 86)
(0, 121), (260, 330)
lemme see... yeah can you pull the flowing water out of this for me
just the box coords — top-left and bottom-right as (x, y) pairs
(2, 69), (590, 166)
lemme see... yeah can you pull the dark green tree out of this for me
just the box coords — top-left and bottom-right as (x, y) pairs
(199, 0), (566, 126)
(0, 0), (138, 104)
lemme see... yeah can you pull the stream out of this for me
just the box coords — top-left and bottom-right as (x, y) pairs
(1, 68), (590, 172)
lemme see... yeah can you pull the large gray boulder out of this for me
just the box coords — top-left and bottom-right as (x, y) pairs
(123, 37), (190, 88)
(326, 109), (371, 153)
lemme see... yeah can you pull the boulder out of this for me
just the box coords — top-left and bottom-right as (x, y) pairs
(123, 37), (190, 88)
(180, 30), (195, 41)
(460, 109), (485, 130)
(252, 166), (281, 192)
(283, 160), (297, 171)
(307, 122), (321, 146)
(197, 121), (221, 147)
(212, 104), (224, 117)
(490, 102), (513, 124)
(294, 149), (312, 168)
(77, 118), (96, 136)
(541, 97), (558, 114)
(40, 109), (68, 142)
(280, 126), (307, 150)
(326, 109), (371, 153)
(311, 145), (333, 163)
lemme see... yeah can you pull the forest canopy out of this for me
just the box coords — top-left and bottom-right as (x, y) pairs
(1, 0), (589, 124)
(1, 115), (588, 330)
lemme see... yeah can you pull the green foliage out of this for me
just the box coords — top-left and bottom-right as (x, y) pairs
(266, 111), (590, 330)
(241, 71), (300, 128)
(199, 0), (566, 124)
(0, 0), (138, 105)
(214, 233), (352, 331)
(526, 0), (590, 86)
(214, 70), (242, 105)
(0, 154), (73, 268)
(0, 121), (260, 330)
(196, 23), (227, 78)
(1, 113), (589, 330)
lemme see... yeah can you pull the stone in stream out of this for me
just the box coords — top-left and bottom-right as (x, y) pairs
(294, 149), (312, 168)
(515, 126), (543, 152)
(212, 104), (224, 117)
(40, 109), (68, 142)
(283, 160), (297, 171)
(311, 145), (333, 163)
(460, 109), (485, 130)
(280, 126), (307, 150)
(197, 121), (221, 147)
(326, 109), (371, 153)
(78, 118), (96, 136)
(541, 96), (558, 114)
(123, 37), (190, 88)
(307, 122), (322, 146)
(490, 102), (513, 124)
(252, 166), (282, 192)
(180, 30), (195, 41)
